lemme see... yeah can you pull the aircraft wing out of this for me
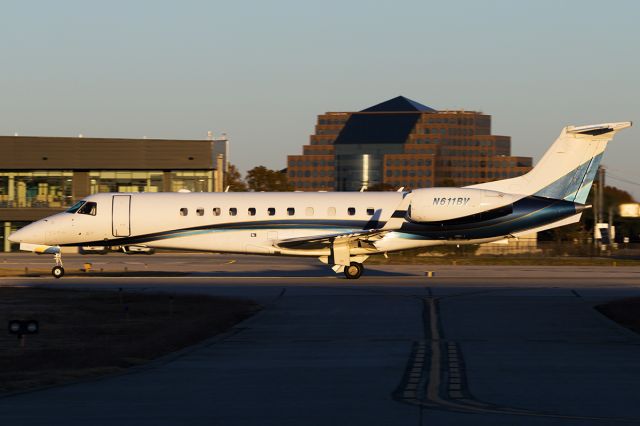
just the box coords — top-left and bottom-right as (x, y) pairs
(274, 229), (390, 250)
(274, 192), (411, 250)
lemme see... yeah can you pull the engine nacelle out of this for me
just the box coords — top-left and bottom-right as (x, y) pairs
(407, 188), (524, 222)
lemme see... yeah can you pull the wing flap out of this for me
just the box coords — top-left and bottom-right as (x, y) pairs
(274, 229), (389, 250)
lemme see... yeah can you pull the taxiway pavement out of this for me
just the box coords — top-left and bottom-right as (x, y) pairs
(1, 254), (640, 425)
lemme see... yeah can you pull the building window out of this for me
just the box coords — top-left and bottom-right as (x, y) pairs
(169, 171), (213, 192)
(196, 208), (204, 216)
(213, 207), (221, 216)
(229, 208), (237, 216)
(268, 207), (276, 216)
(287, 207), (295, 216)
(180, 208), (188, 216)
(348, 207), (356, 216)
(248, 207), (256, 216)
(0, 170), (74, 208)
(306, 207), (314, 216)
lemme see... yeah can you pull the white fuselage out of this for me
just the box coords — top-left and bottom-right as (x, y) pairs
(11, 189), (537, 256)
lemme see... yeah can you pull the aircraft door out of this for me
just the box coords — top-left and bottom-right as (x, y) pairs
(112, 195), (131, 237)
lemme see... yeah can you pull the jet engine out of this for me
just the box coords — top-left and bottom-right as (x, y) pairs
(407, 188), (524, 223)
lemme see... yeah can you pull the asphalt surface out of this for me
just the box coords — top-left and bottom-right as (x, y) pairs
(2, 253), (640, 425)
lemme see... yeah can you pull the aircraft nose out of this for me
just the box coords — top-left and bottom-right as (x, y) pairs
(8, 222), (46, 244)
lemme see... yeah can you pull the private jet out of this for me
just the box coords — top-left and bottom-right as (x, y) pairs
(9, 122), (632, 279)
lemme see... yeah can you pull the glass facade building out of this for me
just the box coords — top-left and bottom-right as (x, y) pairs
(287, 96), (532, 191)
(0, 134), (228, 251)
(0, 171), (73, 208)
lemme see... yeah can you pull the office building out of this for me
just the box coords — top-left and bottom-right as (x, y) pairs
(287, 96), (532, 191)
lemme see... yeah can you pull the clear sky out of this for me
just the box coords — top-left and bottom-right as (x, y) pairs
(1, 0), (638, 196)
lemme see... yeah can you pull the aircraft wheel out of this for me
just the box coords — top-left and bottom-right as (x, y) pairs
(52, 266), (65, 279)
(344, 262), (363, 280)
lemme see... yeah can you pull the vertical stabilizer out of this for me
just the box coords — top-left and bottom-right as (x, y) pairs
(468, 122), (631, 201)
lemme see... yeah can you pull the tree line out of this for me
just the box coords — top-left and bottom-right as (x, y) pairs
(224, 164), (291, 192)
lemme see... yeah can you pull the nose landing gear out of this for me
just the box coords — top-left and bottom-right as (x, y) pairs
(52, 251), (64, 278)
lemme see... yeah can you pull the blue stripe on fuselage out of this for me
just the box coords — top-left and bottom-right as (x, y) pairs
(396, 196), (578, 240)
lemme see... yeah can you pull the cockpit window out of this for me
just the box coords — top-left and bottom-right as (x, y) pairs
(66, 201), (86, 213)
(77, 202), (97, 216)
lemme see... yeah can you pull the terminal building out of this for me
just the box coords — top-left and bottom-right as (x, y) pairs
(0, 134), (228, 251)
(287, 96), (532, 191)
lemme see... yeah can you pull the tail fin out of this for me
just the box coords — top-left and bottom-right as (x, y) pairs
(468, 122), (632, 202)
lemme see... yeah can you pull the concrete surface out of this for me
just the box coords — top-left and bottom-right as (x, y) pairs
(1, 253), (640, 425)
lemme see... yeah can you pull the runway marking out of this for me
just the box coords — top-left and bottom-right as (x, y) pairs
(393, 294), (640, 423)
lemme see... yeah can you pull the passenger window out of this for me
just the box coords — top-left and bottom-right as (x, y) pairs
(248, 207), (256, 216)
(327, 207), (336, 216)
(180, 208), (188, 216)
(213, 207), (221, 216)
(229, 208), (237, 216)
(287, 207), (295, 216)
(196, 208), (204, 216)
(305, 207), (314, 216)
(78, 202), (97, 216)
(268, 207), (276, 216)
(367, 208), (375, 215)
(348, 207), (356, 216)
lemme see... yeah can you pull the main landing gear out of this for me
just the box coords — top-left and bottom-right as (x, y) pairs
(52, 252), (64, 279)
(343, 262), (363, 280)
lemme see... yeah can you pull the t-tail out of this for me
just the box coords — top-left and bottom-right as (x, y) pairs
(468, 121), (632, 202)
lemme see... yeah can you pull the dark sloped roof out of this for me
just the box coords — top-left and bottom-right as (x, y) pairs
(334, 113), (420, 145)
(361, 96), (436, 112)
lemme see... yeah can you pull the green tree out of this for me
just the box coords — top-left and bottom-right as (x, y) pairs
(246, 166), (291, 192)
(224, 163), (248, 191)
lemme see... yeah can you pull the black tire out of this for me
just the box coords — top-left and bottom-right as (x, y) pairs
(52, 266), (65, 279)
(343, 262), (363, 280)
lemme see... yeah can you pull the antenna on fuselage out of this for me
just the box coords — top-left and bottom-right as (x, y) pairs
(224, 186), (230, 192)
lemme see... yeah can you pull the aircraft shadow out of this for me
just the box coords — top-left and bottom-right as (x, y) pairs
(188, 267), (411, 278)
